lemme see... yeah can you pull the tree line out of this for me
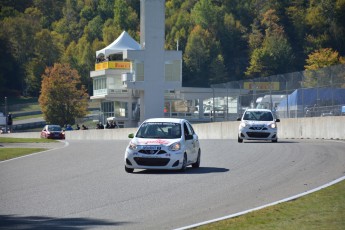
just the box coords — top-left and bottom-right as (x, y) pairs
(1, 0), (345, 98)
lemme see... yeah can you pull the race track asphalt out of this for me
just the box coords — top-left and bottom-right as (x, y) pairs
(1, 139), (344, 229)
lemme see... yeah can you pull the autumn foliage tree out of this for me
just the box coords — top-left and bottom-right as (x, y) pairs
(39, 63), (89, 126)
(1, 1), (345, 94)
(303, 48), (345, 87)
(305, 48), (345, 71)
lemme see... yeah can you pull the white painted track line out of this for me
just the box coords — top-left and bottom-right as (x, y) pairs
(174, 175), (345, 230)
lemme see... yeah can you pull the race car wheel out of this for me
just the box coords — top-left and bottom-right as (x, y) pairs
(192, 150), (201, 168)
(125, 166), (134, 173)
(180, 154), (187, 172)
(238, 136), (243, 143)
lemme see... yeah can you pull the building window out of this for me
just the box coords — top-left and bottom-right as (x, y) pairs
(101, 101), (128, 119)
(135, 62), (144, 81)
(101, 101), (115, 119)
(165, 60), (181, 82)
(93, 77), (107, 96)
(115, 101), (128, 118)
(94, 77), (107, 90)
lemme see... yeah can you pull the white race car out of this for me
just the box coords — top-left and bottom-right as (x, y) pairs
(124, 118), (201, 173)
(237, 109), (280, 143)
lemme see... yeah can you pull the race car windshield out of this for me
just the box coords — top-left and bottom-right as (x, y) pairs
(136, 122), (182, 139)
(243, 111), (274, 121)
(48, 126), (62, 131)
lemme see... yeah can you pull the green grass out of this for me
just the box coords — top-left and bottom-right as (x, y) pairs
(195, 180), (345, 230)
(3, 96), (99, 131)
(2, 96), (40, 112)
(0, 148), (47, 161)
(10, 103), (41, 112)
(13, 113), (43, 121)
(5, 96), (38, 105)
(0, 137), (57, 143)
(0, 137), (55, 161)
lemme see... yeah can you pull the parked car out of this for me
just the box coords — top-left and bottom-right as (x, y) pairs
(40, 125), (65, 139)
(237, 109), (280, 143)
(124, 118), (201, 173)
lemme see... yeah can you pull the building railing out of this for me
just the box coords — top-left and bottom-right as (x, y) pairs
(93, 89), (141, 97)
(95, 61), (131, 71)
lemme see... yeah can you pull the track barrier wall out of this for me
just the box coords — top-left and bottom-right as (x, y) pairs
(4, 117), (345, 141)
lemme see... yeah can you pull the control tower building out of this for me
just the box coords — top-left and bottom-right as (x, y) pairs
(91, 0), (182, 127)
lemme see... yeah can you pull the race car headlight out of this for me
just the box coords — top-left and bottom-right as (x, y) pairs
(270, 123), (277, 129)
(128, 141), (137, 150)
(169, 142), (181, 151)
(240, 122), (246, 128)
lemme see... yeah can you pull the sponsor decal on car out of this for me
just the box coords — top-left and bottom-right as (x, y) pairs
(138, 139), (171, 145)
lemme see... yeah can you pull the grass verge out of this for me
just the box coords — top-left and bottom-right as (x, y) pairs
(0, 137), (56, 161)
(0, 137), (57, 143)
(0, 148), (48, 161)
(195, 179), (345, 230)
(13, 114), (43, 121)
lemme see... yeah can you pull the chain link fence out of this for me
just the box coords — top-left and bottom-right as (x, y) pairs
(211, 64), (345, 119)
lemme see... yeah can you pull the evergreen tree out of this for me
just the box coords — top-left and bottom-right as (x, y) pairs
(246, 9), (294, 77)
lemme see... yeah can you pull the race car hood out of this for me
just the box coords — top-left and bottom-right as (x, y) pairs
(133, 138), (180, 146)
(243, 120), (275, 126)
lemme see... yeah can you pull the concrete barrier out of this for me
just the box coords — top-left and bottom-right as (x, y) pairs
(193, 116), (345, 140)
(2, 117), (344, 140)
(64, 128), (138, 140)
(279, 116), (345, 140)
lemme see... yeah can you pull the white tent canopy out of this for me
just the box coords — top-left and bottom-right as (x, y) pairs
(96, 31), (141, 58)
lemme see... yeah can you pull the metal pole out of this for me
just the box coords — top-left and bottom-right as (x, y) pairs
(269, 80), (273, 111)
(317, 70), (320, 108)
(330, 68), (334, 109)
(253, 81), (257, 108)
(226, 83), (229, 120)
(5, 97), (8, 133)
(212, 87), (215, 122)
(238, 82), (242, 116)
(285, 78), (289, 118)
(169, 101), (172, 118)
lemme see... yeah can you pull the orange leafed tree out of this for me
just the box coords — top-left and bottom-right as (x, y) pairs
(303, 48), (345, 88)
(39, 63), (89, 126)
(305, 48), (345, 71)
